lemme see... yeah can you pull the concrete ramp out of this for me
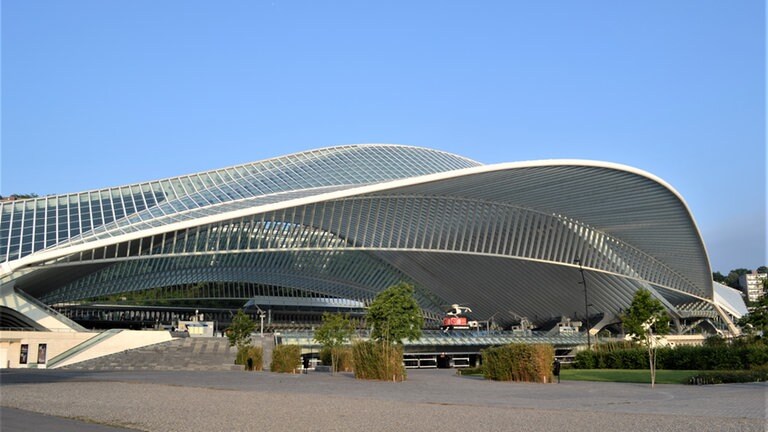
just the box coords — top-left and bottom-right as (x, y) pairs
(0, 286), (86, 332)
(60, 336), (240, 371)
(52, 330), (174, 368)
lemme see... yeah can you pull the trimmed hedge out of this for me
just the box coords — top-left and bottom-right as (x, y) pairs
(688, 368), (768, 385)
(574, 344), (768, 371)
(270, 344), (302, 373)
(456, 366), (484, 376)
(482, 343), (554, 383)
(351, 340), (405, 381)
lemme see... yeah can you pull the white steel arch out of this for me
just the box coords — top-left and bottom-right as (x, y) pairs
(0, 145), (737, 332)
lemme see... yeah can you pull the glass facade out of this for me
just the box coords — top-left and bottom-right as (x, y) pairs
(1, 145), (478, 262)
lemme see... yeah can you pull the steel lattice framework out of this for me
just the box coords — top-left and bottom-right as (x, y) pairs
(0, 144), (740, 331)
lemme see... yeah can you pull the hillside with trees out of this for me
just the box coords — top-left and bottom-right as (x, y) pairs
(712, 266), (767, 289)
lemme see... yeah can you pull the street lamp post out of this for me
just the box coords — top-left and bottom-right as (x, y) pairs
(259, 311), (265, 338)
(574, 258), (591, 348)
(487, 312), (500, 334)
(249, 303), (266, 337)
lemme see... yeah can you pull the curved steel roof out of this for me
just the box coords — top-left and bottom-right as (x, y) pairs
(0, 144), (727, 329)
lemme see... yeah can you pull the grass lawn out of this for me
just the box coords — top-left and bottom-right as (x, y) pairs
(560, 369), (701, 384)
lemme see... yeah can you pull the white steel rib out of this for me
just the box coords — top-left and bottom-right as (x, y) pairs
(0, 144), (738, 332)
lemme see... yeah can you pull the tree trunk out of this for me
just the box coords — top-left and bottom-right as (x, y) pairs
(647, 330), (656, 388)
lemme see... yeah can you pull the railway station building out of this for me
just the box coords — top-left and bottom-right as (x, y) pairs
(0, 144), (747, 366)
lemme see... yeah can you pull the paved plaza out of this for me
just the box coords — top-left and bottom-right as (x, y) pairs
(1, 368), (765, 431)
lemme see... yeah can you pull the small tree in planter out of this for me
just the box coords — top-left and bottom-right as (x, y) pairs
(314, 312), (355, 374)
(227, 310), (257, 369)
(357, 282), (424, 381)
(367, 282), (424, 345)
(227, 310), (256, 350)
(622, 289), (670, 388)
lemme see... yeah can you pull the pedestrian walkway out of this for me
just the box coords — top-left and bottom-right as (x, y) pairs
(1, 368), (765, 432)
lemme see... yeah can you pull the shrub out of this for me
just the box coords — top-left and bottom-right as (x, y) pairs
(574, 348), (643, 369)
(320, 346), (353, 372)
(334, 347), (353, 372)
(236, 345), (248, 365)
(659, 346), (698, 370)
(688, 367), (768, 385)
(482, 344), (554, 383)
(573, 350), (596, 369)
(320, 346), (332, 366)
(574, 344), (646, 369)
(351, 340), (405, 381)
(270, 344), (302, 373)
(592, 340), (634, 352)
(620, 348), (648, 369)
(744, 345), (768, 368)
(734, 335), (767, 348)
(708, 346), (743, 370)
(245, 345), (263, 371)
(456, 366), (484, 376)
(704, 335), (727, 347)
(236, 344), (264, 371)
(575, 343), (768, 371)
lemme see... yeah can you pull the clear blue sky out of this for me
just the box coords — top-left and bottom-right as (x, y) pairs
(2, 1), (765, 273)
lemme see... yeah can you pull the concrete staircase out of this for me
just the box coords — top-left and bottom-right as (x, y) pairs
(60, 337), (241, 371)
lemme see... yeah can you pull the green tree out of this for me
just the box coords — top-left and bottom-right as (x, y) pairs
(757, 266), (768, 274)
(738, 279), (768, 335)
(367, 282), (424, 344)
(712, 271), (726, 283)
(725, 268), (751, 289)
(621, 289), (670, 388)
(226, 310), (256, 350)
(314, 312), (355, 374)
(1, 193), (39, 201)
